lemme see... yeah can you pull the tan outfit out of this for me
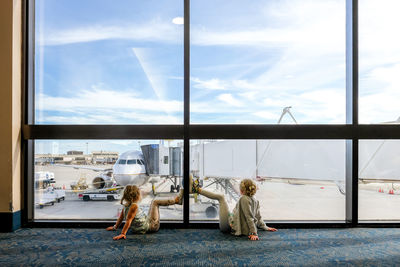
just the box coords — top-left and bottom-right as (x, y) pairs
(230, 195), (268, 236)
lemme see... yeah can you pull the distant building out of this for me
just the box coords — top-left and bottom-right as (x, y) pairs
(35, 151), (119, 165)
(35, 154), (92, 165)
(67, 150), (84, 155)
(91, 151), (119, 164)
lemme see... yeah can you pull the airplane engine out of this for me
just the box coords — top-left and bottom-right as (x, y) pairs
(205, 205), (218, 218)
(92, 171), (114, 189)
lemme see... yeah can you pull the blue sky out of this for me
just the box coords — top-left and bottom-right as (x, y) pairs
(34, 0), (400, 153)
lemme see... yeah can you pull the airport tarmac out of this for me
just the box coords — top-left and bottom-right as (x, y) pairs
(34, 165), (400, 222)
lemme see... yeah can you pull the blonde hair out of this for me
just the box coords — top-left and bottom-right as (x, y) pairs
(120, 185), (141, 206)
(240, 179), (257, 197)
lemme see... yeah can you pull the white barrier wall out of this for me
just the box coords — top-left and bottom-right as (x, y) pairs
(359, 140), (400, 180)
(203, 140), (256, 179)
(256, 140), (345, 181)
(191, 140), (400, 182)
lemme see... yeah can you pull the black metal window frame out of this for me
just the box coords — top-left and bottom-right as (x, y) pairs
(21, 0), (400, 228)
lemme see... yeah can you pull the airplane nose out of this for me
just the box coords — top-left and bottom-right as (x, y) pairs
(114, 174), (138, 186)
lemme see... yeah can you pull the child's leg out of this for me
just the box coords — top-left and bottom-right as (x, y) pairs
(147, 196), (180, 232)
(198, 188), (230, 233)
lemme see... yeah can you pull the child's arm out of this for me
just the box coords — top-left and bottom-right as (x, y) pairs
(106, 209), (124, 231)
(113, 204), (138, 240)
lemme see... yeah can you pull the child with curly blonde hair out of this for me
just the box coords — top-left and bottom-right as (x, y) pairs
(190, 175), (277, 241)
(107, 185), (183, 240)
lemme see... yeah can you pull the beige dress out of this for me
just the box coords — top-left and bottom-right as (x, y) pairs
(229, 195), (269, 236)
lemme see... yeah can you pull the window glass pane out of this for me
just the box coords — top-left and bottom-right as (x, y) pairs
(190, 0), (346, 124)
(34, 140), (183, 221)
(359, 140), (400, 221)
(190, 140), (346, 221)
(127, 159), (137, 165)
(359, 0), (400, 124)
(35, 0), (183, 124)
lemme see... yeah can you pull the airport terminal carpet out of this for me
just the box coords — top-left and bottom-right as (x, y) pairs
(1, 228), (400, 266)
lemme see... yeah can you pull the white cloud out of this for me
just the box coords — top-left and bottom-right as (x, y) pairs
(172, 17), (184, 25)
(37, 88), (182, 113)
(217, 93), (244, 107)
(359, 64), (400, 123)
(40, 19), (182, 46)
(36, 88), (183, 124)
(191, 77), (227, 90)
(253, 111), (277, 120)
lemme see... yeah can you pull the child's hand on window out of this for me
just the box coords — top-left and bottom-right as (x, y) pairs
(266, 227), (277, 232)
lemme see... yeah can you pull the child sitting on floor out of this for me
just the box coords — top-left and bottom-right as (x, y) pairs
(190, 175), (277, 241)
(107, 185), (183, 240)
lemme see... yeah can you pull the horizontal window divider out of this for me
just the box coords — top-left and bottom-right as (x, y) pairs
(23, 125), (184, 140)
(357, 125), (400, 139)
(191, 124), (400, 139)
(190, 125), (353, 139)
(24, 124), (400, 140)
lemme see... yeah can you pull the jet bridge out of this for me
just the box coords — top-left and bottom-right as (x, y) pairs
(141, 144), (182, 177)
(141, 144), (183, 192)
(190, 139), (400, 194)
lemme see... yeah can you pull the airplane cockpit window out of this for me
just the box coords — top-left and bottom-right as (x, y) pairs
(118, 159), (127, 164)
(127, 159), (137, 165)
(137, 160), (143, 165)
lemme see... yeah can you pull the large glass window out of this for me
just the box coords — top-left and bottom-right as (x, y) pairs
(359, 140), (400, 221)
(34, 140), (183, 221)
(26, 0), (400, 226)
(359, 0), (400, 124)
(35, 0), (184, 124)
(190, 0), (346, 124)
(190, 140), (346, 221)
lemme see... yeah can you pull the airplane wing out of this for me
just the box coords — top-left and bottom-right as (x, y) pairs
(54, 164), (112, 172)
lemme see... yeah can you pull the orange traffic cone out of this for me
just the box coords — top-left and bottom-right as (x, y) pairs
(389, 189), (394, 195)
(379, 188), (383, 193)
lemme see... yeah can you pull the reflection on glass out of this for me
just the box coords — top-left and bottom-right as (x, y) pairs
(359, 0), (400, 123)
(190, 140), (346, 221)
(35, 0), (183, 124)
(191, 0), (346, 124)
(34, 140), (183, 221)
(359, 140), (400, 221)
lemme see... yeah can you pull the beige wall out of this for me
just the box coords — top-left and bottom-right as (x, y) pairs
(0, 0), (22, 213)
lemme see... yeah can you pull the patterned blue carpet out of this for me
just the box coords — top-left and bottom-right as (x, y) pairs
(1, 228), (400, 266)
